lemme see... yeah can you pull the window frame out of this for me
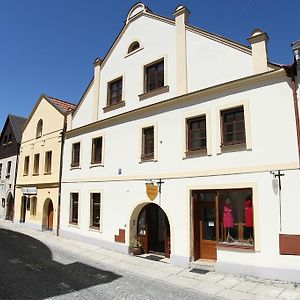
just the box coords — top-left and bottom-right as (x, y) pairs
(36, 119), (43, 139)
(144, 58), (164, 93)
(33, 153), (40, 175)
(128, 41), (140, 54)
(141, 126), (155, 162)
(44, 151), (52, 174)
(71, 142), (81, 168)
(23, 156), (29, 176)
(6, 161), (12, 177)
(91, 137), (103, 165)
(30, 196), (37, 216)
(90, 192), (101, 230)
(69, 192), (79, 225)
(107, 77), (123, 107)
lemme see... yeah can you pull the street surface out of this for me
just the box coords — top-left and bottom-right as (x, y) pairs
(0, 228), (217, 299)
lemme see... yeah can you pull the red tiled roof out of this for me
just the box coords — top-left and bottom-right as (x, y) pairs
(46, 96), (76, 113)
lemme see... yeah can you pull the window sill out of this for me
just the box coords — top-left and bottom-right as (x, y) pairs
(139, 85), (169, 101)
(44, 172), (52, 175)
(139, 158), (157, 164)
(70, 166), (81, 170)
(219, 143), (247, 154)
(32, 173), (39, 176)
(68, 222), (79, 228)
(217, 243), (254, 252)
(103, 101), (125, 113)
(125, 47), (144, 58)
(90, 163), (104, 168)
(89, 226), (100, 232)
(184, 149), (208, 159)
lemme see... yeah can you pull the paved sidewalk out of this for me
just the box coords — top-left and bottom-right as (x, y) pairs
(1, 220), (300, 300)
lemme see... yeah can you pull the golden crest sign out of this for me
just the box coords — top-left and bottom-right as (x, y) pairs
(146, 183), (158, 201)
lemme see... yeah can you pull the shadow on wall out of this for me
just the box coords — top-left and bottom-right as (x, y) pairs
(0, 229), (121, 299)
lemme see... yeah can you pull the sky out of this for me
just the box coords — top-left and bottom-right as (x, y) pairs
(0, 0), (299, 129)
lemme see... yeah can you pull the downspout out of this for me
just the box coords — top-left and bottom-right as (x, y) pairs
(56, 115), (67, 236)
(290, 64), (300, 168)
(11, 144), (20, 221)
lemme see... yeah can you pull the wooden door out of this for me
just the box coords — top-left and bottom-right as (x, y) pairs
(47, 201), (53, 230)
(20, 197), (26, 223)
(200, 202), (217, 260)
(164, 216), (170, 258)
(137, 208), (148, 253)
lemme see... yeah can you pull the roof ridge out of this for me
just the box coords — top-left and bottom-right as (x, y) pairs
(46, 95), (76, 107)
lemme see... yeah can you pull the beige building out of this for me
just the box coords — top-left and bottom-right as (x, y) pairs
(15, 95), (76, 232)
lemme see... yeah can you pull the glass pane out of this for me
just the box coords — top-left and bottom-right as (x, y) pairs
(138, 209), (146, 235)
(202, 207), (216, 240)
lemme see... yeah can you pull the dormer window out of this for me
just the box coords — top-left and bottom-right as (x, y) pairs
(128, 41), (140, 54)
(36, 119), (43, 138)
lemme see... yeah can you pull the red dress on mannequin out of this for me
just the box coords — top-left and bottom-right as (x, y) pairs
(245, 199), (253, 227)
(223, 203), (234, 228)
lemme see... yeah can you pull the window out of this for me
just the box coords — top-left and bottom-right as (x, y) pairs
(23, 156), (29, 176)
(0, 163), (2, 179)
(71, 142), (80, 168)
(90, 193), (101, 229)
(141, 126), (154, 161)
(6, 161), (12, 177)
(193, 189), (254, 250)
(145, 59), (164, 92)
(70, 193), (79, 225)
(36, 119), (43, 138)
(44, 151), (52, 174)
(221, 106), (245, 147)
(30, 197), (37, 216)
(128, 41), (140, 53)
(186, 116), (207, 155)
(8, 133), (12, 144)
(108, 77), (122, 106)
(91, 137), (103, 165)
(3, 135), (7, 146)
(33, 154), (40, 175)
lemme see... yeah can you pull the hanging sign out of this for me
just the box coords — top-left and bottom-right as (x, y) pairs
(146, 183), (158, 201)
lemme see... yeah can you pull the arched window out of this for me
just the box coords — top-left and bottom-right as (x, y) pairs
(36, 119), (43, 138)
(128, 41), (140, 54)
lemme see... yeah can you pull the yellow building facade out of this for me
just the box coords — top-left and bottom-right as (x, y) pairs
(15, 95), (75, 232)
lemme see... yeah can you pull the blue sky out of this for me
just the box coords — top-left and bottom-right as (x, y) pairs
(0, 0), (299, 129)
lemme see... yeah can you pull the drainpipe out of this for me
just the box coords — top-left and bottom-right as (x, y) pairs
(56, 115), (67, 236)
(11, 146), (20, 221)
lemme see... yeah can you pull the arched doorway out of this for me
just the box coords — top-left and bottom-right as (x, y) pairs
(137, 203), (170, 258)
(43, 199), (53, 230)
(5, 191), (14, 221)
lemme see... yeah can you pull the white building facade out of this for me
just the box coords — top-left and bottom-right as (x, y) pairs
(60, 3), (300, 282)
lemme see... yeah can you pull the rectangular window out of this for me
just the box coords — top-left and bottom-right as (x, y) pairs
(71, 142), (80, 168)
(70, 193), (79, 225)
(108, 77), (122, 106)
(3, 135), (7, 146)
(91, 137), (103, 165)
(8, 133), (12, 144)
(90, 193), (101, 229)
(33, 154), (40, 175)
(44, 151), (52, 174)
(186, 116), (207, 154)
(6, 161), (12, 177)
(145, 59), (164, 92)
(141, 126), (154, 161)
(30, 197), (37, 216)
(221, 106), (245, 146)
(23, 156), (29, 176)
(0, 163), (2, 179)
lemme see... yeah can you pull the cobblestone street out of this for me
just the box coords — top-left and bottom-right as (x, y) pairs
(0, 226), (216, 300)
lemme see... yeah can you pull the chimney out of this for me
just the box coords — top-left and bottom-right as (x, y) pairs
(92, 58), (102, 122)
(173, 5), (190, 96)
(248, 29), (269, 74)
(292, 40), (300, 65)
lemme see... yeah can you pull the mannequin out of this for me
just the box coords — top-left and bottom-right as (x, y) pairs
(223, 198), (234, 242)
(245, 195), (253, 243)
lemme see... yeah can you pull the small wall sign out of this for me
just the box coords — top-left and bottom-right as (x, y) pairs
(146, 183), (158, 201)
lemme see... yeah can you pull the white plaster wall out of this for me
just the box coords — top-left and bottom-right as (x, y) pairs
(97, 15), (176, 121)
(0, 155), (18, 219)
(72, 84), (95, 129)
(186, 30), (253, 93)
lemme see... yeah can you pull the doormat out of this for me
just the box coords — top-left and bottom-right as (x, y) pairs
(189, 268), (209, 275)
(143, 255), (163, 261)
